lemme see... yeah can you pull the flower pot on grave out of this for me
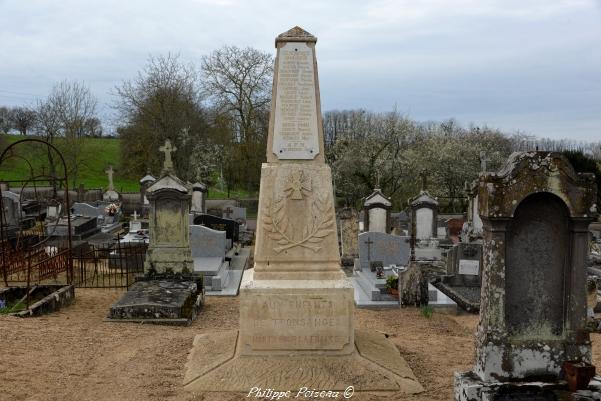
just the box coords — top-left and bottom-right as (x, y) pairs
(563, 361), (596, 392)
(389, 288), (399, 299)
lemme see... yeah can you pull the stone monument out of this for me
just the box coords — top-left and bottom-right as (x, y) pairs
(363, 188), (392, 233)
(190, 182), (207, 214)
(184, 26), (423, 396)
(455, 151), (599, 400)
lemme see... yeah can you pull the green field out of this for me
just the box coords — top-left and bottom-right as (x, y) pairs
(0, 135), (254, 199)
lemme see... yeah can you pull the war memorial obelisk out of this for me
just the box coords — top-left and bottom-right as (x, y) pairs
(184, 27), (423, 395)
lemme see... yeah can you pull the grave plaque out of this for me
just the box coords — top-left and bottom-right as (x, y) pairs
(272, 42), (319, 160)
(458, 259), (479, 275)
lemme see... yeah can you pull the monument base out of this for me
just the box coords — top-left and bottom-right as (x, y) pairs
(454, 371), (601, 401)
(239, 269), (355, 355)
(184, 329), (424, 395)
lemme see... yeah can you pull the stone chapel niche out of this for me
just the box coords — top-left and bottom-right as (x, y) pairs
(506, 192), (568, 339)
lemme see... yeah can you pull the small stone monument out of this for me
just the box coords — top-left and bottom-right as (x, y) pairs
(184, 26), (423, 396)
(455, 151), (599, 400)
(139, 169), (156, 205)
(102, 165), (119, 202)
(190, 182), (207, 214)
(363, 188), (392, 233)
(409, 174), (438, 241)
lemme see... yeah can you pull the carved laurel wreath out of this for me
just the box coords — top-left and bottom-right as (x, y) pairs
(262, 176), (334, 253)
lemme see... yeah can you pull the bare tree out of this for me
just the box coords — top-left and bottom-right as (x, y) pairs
(35, 80), (98, 187)
(9, 106), (37, 135)
(114, 53), (206, 181)
(201, 46), (273, 191)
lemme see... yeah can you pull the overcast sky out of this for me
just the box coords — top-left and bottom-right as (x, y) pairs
(0, 0), (600, 141)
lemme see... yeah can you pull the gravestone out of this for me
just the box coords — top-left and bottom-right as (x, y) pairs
(143, 141), (193, 275)
(191, 213), (239, 243)
(190, 225), (231, 291)
(1, 191), (21, 227)
(410, 190), (438, 240)
(139, 170), (156, 206)
(358, 231), (411, 271)
(455, 151), (598, 400)
(337, 207), (359, 265)
(103, 165), (119, 202)
(184, 27), (423, 396)
(190, 182), (207, 214)
(222, 205), (246, 225)
(354, 231), (411, 303)
(363, 188), (392, 233)
(462, 179), (483, 241)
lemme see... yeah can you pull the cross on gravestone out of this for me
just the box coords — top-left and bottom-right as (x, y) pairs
(159, 139), (177, 174)
(364, 237), (374, 262)
(132, 210), (138, 221)
(223, 207), (234, 219)
(105, 165), (115, 191)
(479, 151), (490, 173)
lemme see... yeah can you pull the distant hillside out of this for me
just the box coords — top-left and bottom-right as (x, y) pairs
(0, 135), (139, 192)
(0, 135), (253, 199)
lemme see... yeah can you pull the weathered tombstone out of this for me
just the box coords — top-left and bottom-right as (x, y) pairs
(139, 170), (156, 206)
(363, 188), (392, 233)
(462, 179), (483, 241)
(143, 140), (193, 275)
(337, 207), (359, 265)
(184, 27), (423, 395)
(1, 191), (21, 227)
(190, 182), (207, 214)
(103, 165), (119, 202)
(455, 151), (598, 400)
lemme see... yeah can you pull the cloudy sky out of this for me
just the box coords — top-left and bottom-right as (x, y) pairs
(0, 0), (599, 141)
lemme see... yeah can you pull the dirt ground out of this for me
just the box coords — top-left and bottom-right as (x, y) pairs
(1, 289), (601, 401)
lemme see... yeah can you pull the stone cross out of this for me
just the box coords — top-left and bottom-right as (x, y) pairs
(159, 139), (177, 174)
(223, 207), (234, 219)
(133, 210), (138, 221)
(105, 165), (114, 191)
(419, 170), (428, 191)
(364, 237), (374, 262)
(479, 151), (490, 173)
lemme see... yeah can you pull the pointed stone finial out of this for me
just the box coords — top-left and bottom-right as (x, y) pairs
(159, 139), (177, 175)
(275, 26), (317, 46)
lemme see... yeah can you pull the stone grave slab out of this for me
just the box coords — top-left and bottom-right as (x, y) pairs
(107, 278), (203, 325)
